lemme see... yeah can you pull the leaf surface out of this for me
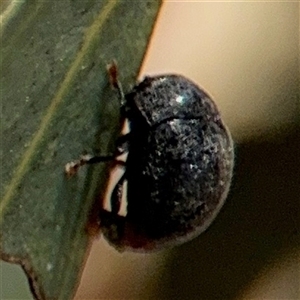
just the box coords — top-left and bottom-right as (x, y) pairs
(0, 1), (162, 299)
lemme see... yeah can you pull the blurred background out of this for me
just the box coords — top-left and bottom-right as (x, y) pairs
(1, 1), (299, 299)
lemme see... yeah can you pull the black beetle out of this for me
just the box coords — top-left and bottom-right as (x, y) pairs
(66, 62), (234, 252)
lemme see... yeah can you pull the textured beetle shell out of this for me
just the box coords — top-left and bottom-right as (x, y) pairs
(127, 75), (220, 126)
(102, 75), (234, 251)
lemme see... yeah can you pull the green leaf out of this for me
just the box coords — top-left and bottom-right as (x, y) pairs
(0, 1), (161, 299)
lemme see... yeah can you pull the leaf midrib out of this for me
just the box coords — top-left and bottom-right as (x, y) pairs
(0, 0), (119, 221)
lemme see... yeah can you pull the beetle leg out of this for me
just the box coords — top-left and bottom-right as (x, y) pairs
(65, 154), (115, 177)
(65, 57), (131, 177)
(107, 60), (126, 107)
(115, 133), (130, 154)
(65, 133), (131, 177)
(110, 172), (126, 215)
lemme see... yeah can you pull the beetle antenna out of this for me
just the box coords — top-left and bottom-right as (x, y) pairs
(107, 60), (126, 106)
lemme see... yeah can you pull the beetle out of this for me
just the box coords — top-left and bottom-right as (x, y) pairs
(66, 62), (234, 252)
